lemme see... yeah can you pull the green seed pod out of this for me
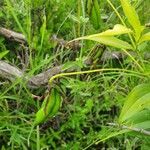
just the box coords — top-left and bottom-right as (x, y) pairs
(34, 89), (62, 125)
(34, 108), (45, 125)
(44, 89), (57, 116)
(34, 93), (52, 125)
(49, 89), (62, 118)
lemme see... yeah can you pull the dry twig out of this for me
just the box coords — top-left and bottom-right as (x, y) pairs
(0, 27), (26, 43)
(0, 60), (62, 88)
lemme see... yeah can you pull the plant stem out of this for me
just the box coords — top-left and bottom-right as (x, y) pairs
(77, 0), (81, 37)
(122, 49), (144, 72)
(80, 0), (86, 59)
(37, 125), (40, 150)
(49, 68), (147, 85)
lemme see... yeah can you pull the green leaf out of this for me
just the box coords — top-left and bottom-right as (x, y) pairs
(139, 32), (150, 43)
(134, 121), (150, 130)
(119, 84), (150, 123)
(120, 0), (144, 41)
(97, 24), (132, 36)
(72, 35), (133, 49)
(125, 109), (150, 125)
(121, 93), (150, 122)
(123, 109), (150, 132)
(0, 50), (9, 59)
(70, 24), (133, 49)
(87, 0), (101, 30)
(40, 15), (47, 49)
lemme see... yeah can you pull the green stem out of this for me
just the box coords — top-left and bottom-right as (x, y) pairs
(49, 68), (147, 85)
(37, 125), (40, 150)
(27, 122), (36, 147)
(77, 0), (81, 37)
(80, 0), (86, 58)
(122, 49), (144, 72)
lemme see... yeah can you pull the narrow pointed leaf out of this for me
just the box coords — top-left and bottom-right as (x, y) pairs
(0, 50), (9, 59)
(87, 0), (101, 30)
(98, 24), (132, 36)
(120, 0), (144, 40)
(72, 35), (133, 49)
(91, 0), (101, 29)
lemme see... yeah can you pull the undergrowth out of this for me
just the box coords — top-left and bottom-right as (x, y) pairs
(0, 0), (150, 149)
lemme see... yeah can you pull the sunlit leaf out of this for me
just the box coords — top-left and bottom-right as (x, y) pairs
(71, 35), (133, 49)
(98, 24), (132, 36)
(119, 84), (150, 123)
(139, 32), (150, 43)
(120, 0), (144, 41)
(134, 121), (150, 130)
(125, 109), (150, 125)
(121, 93), (150, 122)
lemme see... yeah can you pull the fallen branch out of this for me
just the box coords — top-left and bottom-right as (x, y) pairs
(28, 66), (62, 88)
(0, 60), (23, 80)
(0, 27), (150, 89)
(0, 27), (26, 43)
(0, 60), (62, 88)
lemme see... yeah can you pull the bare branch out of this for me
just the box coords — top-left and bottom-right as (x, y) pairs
(27, 66), (62, 88)
(0, 27), (26, 43)
(0, 60), (62, 88)
(0, 60), (23, 80)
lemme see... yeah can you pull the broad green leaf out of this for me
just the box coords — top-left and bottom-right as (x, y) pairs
(139, 32), (150, 43)
(134, 121), (150, 130)
(71, 35), (133, 49)
(120, 92), (150, 122)
(120, 0), (144, 41)
(0, 50), (9, 59)
(70, 24), (133, 49)
(98, 24), (132, 36)
(125, 109), (150, 125)
(123, 109), (150, 131)
(119, 84), (150, 122)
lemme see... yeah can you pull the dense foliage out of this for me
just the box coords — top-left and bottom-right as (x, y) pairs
(0, 0), (150, 149)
